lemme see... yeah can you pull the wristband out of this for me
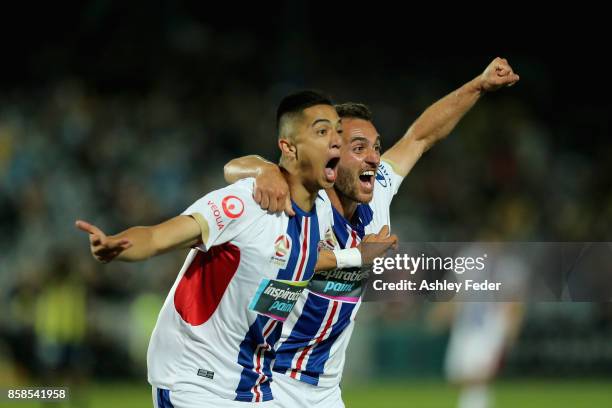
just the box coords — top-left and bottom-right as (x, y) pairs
(332, 248), (362, 269)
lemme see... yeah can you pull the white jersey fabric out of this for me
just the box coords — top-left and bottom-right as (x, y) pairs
(147, 178), (334, 403)
(272, 161), (404, 389)
(152, 387), (276, 408)
(271, 373), (344, 408)
(444, 302), (511, 382)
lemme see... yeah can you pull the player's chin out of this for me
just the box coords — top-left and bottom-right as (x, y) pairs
(356, 190), (374, 204)
(319, 177), (335, 189)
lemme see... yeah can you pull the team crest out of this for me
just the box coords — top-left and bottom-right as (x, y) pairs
(318, 227), (339, 252)
(376, 168), (388, 187)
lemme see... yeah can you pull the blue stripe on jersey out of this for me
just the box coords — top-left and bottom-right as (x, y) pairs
(273, 292), (330, 372)
(156, 388), (174, 408)
(273, 203), (374, 384)
(302, 301), (356, 384)
(332, 204), (373, 246)
(235, 201), (320, 401)
(275, 213), (301, 281)
(332, 210), (350, 248)
(350, 204), (374, 238)
(235, 316), (282, 402)
(302, 208), (320, 281)
(276, 201), (320, 282)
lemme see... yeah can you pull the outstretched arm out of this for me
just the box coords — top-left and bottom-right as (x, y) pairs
(224, 155), (294, 216)
(75, 215), (203, 263)
(382, 57), (520, 177)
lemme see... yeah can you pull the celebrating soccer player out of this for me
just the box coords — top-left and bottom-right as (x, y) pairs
(76, 91), (397, 407)
(225, 57), (519, 407)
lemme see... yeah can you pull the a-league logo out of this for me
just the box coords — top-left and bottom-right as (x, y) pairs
(274, 235), (291, 257)
(222, 195), (244, 219)
(271, 234), (292, 267)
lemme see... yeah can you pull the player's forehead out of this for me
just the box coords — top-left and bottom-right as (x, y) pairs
(301, 104), (340, 127)
(341, 117), (379, 144)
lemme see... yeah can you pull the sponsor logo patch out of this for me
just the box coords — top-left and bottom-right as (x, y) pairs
(308, 268), (369, 303)
(222, 195), (244, 219)
(249, 279), (308, 321)
(207, 200), (225, 230)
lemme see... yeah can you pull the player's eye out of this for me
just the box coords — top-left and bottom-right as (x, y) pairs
(353, 145), (365, 153)
(317, 128), (328, 136)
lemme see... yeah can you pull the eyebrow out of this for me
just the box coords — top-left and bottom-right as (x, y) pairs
(351, 136), (381, 145)
(311, 118), (332, 127)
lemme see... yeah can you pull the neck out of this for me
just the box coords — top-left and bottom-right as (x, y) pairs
(326, 187), (359, 220)
(281, 167), (319, 213)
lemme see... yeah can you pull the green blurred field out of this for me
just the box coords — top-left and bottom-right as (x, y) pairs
(1, 380), (610, 407)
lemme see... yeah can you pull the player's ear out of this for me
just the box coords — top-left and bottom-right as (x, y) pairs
(279, 138), (297, 161)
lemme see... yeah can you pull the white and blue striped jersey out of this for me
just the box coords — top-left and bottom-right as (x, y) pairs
(272, 161), (404, 387)
(147, 178), (334, 402)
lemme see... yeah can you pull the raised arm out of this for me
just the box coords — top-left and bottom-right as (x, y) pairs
(382, 57), (520, 177)
(75, 215), (203, 263)
(224, 155), (294, 216)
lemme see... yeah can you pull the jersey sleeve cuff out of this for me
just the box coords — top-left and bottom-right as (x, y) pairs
(188, 212), (210, 250)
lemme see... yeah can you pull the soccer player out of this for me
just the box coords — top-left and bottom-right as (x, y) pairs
(443, 301), (524, 408)
(437, 244), (527, 408)
(224, 58), (519, 407)
(75, 91), (397, 407)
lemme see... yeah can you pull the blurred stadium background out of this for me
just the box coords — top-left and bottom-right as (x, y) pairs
(0, 2), (610, 407)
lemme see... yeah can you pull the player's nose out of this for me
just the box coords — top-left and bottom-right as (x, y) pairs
(365, 147), (380, 166)
(330, 128), (342, 153)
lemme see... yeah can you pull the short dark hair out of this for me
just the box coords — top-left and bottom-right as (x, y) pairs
(334, 102), (373, 122)
(276, 90), (333, 137)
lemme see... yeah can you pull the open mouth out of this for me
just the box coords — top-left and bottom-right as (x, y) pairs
(358, 170), (375, 192)
(324, 157), (340, 183)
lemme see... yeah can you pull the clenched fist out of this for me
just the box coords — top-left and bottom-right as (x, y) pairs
(479, 57), (520, 92)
